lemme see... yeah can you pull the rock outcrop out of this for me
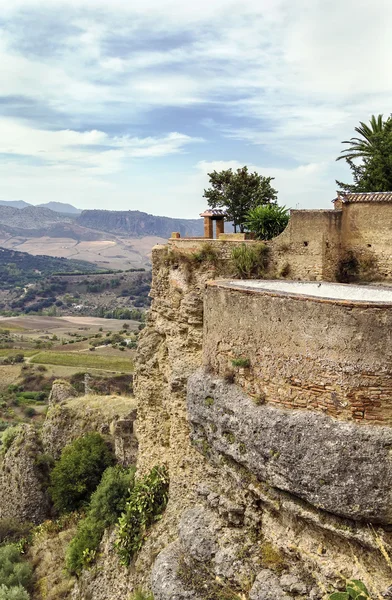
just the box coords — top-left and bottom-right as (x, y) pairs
(42, 393), (137, 465)
(0, 425), (51, 524)
(187, 369), (392, 523)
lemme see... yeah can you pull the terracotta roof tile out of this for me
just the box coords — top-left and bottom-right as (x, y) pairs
(199, 209), (226, 217)
(339, 192), (392, 203)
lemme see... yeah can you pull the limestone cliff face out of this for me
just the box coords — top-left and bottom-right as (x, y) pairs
(0, 425), (52, 524)
(139, 244), (392, 598)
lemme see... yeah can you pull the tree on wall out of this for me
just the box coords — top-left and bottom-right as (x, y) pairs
(336, 114), (392, 192)
(203, 166), (278, 232)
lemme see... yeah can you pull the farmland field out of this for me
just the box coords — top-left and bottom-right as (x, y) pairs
(0, 315), (138, 433)
(30, 351), (133, 372)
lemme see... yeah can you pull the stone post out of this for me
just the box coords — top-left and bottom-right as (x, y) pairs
(216, 218), (224, 237)
(204, 217), (213, 239)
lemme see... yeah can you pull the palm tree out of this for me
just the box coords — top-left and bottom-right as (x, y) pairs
(336, 114), (392, 162)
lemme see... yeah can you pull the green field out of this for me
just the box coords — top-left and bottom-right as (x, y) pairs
(0, 349), (39, 357)
(30, 352), (134, 372)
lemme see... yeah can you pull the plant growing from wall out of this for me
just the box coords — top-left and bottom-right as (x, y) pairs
(191, 242), (220, 266)
(328, 579), (371, 600)
(245, 204), (289, 240)
(231, 243), (269, 278)
(115, 465), (169, 566)
(231, 358), (250, 368)
(129, 591), (154, 600)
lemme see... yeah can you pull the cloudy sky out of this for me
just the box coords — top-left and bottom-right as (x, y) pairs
(1, 0), (391, 217)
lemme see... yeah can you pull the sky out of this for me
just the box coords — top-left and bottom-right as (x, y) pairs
(1, 0), (392, 218)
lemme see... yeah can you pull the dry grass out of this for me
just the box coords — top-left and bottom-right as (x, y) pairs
(65, 394), (136, 418)
(29, 519), (78, 600)
(0, 364), (22, 388)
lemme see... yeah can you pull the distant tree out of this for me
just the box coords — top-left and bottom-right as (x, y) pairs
(203, 166), (278, 232)
(245, 204), (289, 240)
(336, 114), (392, 192)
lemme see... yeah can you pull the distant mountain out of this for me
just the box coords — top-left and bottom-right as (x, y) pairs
(37, 202), (81, 215)
(0, 205), (71, 231)
(77, 209), (203, 238)
(0, 200), (31, 209)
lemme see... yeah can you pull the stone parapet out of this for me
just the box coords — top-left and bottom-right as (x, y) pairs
(203, 280), (392, 425)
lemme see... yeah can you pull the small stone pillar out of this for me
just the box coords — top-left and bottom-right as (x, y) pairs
(200, 209), (226, 239)
(203, 217), (213, 239)
(216, 218), (224, 237)
(171, 232), (181, 238)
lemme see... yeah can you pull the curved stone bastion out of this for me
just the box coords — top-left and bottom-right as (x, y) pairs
(186, 280), (392, 524)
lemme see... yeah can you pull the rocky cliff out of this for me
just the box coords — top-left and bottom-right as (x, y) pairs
(2, 241), (392, 599)
(77, 210), (203, 238)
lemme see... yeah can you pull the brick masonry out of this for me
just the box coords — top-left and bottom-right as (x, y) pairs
(203, 282), (392, 425)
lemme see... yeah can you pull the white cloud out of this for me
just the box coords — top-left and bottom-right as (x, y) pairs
(0, 119), (202, 174)
(0, 0), (391, 213)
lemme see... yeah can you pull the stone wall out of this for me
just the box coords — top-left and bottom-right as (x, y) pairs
(170, 202), (392, 282)
(268, 209), (342, 281)
(341, 202), (392, 279)
(203, 281), (392, 424)
(141, 247), (392, 598)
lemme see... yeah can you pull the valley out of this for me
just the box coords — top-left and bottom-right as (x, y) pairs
(0, 204), (203, 270)
(0, 315), (137, 434)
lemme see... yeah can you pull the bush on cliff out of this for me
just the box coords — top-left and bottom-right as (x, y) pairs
(0, 426), (19, 454)
(66, 465), (135, 575)
(231, 243), (269, 278)
(0, 585), (29, 600)
(0, 545), (32, 597)
(49, 433), (115, 513)
(116, 465), (169, 566)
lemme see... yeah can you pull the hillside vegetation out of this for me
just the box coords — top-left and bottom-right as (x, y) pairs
(0, 248), (99, 288)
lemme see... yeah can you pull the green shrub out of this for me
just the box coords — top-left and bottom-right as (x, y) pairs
(231, 358), (250, 368)
(0, 585), (30, 600)
(66, 466), (135, 575)
(66, 516), (104, 575)
(245, 204), (289, 240)
(89, 465), (135, 525)
(129, 591), (154, 600)
(0, 427), (19, 453)
(191, 242), (220, 265)
(49, 433), (115, 513)
(116, 465), (169, 566)
(0, 545), (32, 590)
(23, 407), (36, 418)
(231, 243), (269, 278)
(329, 580), (370, 600)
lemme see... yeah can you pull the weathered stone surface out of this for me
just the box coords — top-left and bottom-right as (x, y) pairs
(0, 425), (51, 524)
(178, 505), (219, 562)
(48, 380), (77, 406)
(151, 541), (203, 600)
(187, 369), (392, 523)
(249, 570), (291, 600)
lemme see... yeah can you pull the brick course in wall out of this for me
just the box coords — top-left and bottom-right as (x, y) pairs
(203, 282), (392, 425)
